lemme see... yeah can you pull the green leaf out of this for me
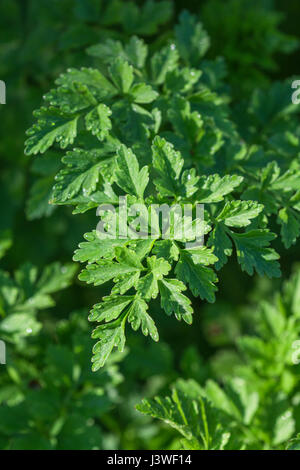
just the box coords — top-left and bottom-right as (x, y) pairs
(0, 262), (75, 338)
(52, 149), (112, 203)
(0, 313), (41, 337)
(165, 67), (201, 94)
(168, 96), (203, 143)
(216, 200), (263, 227)
(87, 39), (126, 62)
(45, 82), (97, 114)
(36, 262), (77, 294)
(175, 11), (210, 66)
(25, 107), (79, 155)
(92, 320), (126, 371)
(231, 230), (281, 278)
(152, 136), (183, 197)
(175, 250), (218, 303)
(78, 262), (135, 287)
(136, 379), (230, 450)
(124, 0), (173, 36)
(115, 145), (149, 198)
(152, 240), (179, 261)
(26, 176), (56, 220)
(115, 246), (144, 269)
(89, 295), (133, 322)
(250, 82), (296, 126)
(128, 296), (159, 341)
(208, 224), (233, 270)
(85, 104), (112, 141)
(129, 83), (158, 104)
(125, 36), (148, 69)
(87, 37), (148, 70)
(73, 231), (128, 263)
(185, 246), (219, 266)
(137, 256), (171, 300)
(197, 174), (243, 203)
(269, 394), (295, 446)
(150, 44), (179, 85)
(159, 278), (193, 324)
(79, 247), (143, 286)
(109, 58), (134, 93)
(111, 272), (141, 295)
(26, 153), (62, 219)
(277, 207), (300, 249)
(181, 168), (200, 198)
(52, 67), (116, 104)
(205, 378), (259, 426)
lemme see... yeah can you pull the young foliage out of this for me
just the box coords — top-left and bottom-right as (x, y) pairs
(24, 8), (300, 369)
(137, 379), (230, 450)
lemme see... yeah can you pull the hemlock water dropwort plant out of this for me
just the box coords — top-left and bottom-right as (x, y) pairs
(0, 0), (299, 451)
(24, 10), (300, 371)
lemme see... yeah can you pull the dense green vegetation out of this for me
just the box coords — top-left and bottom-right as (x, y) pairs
(1, 0), (300, 450)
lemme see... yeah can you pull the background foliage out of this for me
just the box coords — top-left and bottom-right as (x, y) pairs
(0, 0), (300, 450)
